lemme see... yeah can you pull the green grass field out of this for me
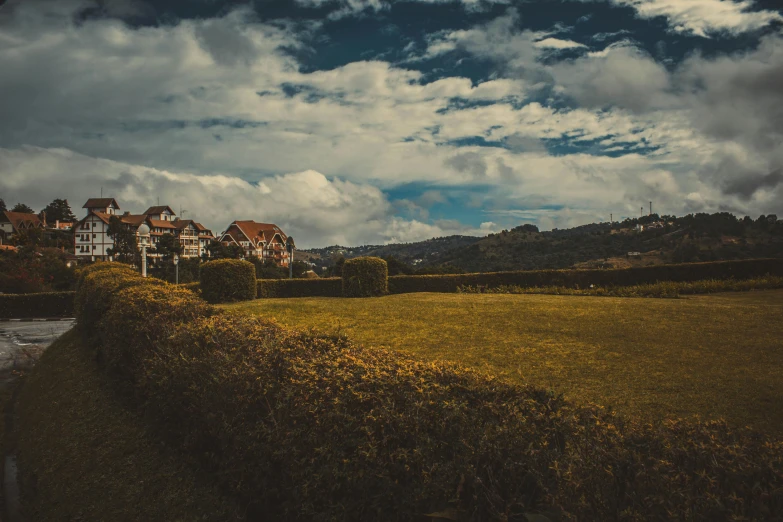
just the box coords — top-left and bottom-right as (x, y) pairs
(225, 289), (783, 437)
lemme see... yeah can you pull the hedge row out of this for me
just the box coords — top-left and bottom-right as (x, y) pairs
(73, 264), (783, 521)
(388, 258), (783, 294)
(0, 291), (75, 318)
(257, 278), (342, 298)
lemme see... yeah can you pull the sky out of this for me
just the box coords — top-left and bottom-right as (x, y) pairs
(1, 0), (782, 248)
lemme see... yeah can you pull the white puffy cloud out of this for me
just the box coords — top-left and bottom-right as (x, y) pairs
(1, 0), (781, 245)
(534, 37), (587, 49)
(609, 0), (783, 37)
(0, 146), (499, 246)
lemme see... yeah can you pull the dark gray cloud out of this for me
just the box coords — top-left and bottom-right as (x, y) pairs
(723, 169), (783, 200)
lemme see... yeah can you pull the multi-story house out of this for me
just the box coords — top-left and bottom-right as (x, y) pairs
(73, 198), (121, 260)
(74, 198), (216, 262)
(218, 220), (290, 267)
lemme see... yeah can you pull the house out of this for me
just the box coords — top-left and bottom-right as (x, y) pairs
(73, 198), (122, 261)
(0, 211), (45, 239)
(218, 220), (289, 266)
(74, 198), (217, 262)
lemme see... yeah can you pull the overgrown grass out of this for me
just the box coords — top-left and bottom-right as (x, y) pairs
(225, 289), (783, 437)
(455, 276), (783, 298)
(15, 329), (243, 522)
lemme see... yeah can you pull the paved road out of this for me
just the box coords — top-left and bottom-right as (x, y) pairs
(0, 320), (75, 371)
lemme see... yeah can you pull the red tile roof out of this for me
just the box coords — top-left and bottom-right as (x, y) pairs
(144, 205), (175, 216)
(83, 198), (119, 210)
(1, 211), (44, 230)
(148, 219), (176, 229)
(120, 214), (147, 227)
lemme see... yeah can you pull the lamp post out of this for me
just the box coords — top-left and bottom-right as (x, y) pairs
(137, 224), (150, 278)
(285, 236), (295, 279)
(173, 253), (179, 285)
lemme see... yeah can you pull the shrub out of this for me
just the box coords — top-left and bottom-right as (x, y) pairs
(74, 261), (136, 292)
(99, 284), (214, 389)
(180, 281), (201, 296)
(0, 291), (75, 318)
(103, 309), (783, 522)
(342, 256), (388, 297)
(74, 269), (164, 339)
(200, 259), (256, 303)
(388, 258), (783, 295)
(257, 278), (342, 298)
(455, 276), (783, 298)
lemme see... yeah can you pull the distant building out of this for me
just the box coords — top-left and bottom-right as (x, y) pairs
(218, 220), (289, 267)
(0, 211), (45, 238)
(74, 198), (215, 262)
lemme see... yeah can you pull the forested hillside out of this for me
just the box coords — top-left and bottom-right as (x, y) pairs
(302, 212), (783, 274)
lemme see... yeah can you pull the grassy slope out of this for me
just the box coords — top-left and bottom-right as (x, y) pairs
(225, 290), (783, 438)
(15, 329), (243, 522)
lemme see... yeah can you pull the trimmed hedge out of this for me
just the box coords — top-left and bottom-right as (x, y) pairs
(342, 256), (388, 297)
(75, 262), (136, 292)
(66, 265), (783, 521)
(99, 284), (213, 388)
(257, 278), (342, 298)
(388, 258), (783, 294)
(180, 281), (201, 295)
(200, 259), (256, 304)
(74, 270), (166, 339)
(0, 291), (75, 318)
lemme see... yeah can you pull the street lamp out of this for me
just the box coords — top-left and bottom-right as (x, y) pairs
(173, 253), (180, 285)
(137, 224), (151, 278)
(285, 236), (295, 279)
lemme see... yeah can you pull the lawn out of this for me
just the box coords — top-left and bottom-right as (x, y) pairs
(224, 290), (783, 437)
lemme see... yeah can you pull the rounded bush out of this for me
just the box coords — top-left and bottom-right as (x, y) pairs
(342, 256), (388, 297)
(75, 262), (136, 293)
(74, 270), (150, 331)
(99, 284), (214, 386)
(200, 259), (256, 303)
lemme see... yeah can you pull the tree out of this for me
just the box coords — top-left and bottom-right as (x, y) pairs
(106, 215), (138, 264)
(42, 198), (76, 223)
(206, 241), (244, 260)
(291, 260), (308, 278)
(381, 255), (415, 276)
(0, 198), (6, 212)
(11, 203), (34, 213)
(156, 232), (182, 262)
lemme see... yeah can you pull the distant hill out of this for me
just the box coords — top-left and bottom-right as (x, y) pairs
(301, 212), (783, 274)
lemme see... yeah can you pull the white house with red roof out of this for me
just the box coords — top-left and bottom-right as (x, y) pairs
(73, 198), (216, 261)
(218, 220), (289, 266)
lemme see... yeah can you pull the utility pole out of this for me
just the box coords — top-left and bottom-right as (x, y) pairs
(641, 207), (643, 218)
(649, 201), (652, 216)
(610, 213), (613, 224)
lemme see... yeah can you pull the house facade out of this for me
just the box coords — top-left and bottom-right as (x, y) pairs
(73, 198), (216, 262)
(218, 220), (290, 266)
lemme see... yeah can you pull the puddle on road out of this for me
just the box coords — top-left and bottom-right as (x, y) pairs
(0, 321), (74, 371)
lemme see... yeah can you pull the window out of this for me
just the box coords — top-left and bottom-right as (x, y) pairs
(93, 245), (96, 250)
(92, 222), (96, 228)
(93, 233), (96, 239)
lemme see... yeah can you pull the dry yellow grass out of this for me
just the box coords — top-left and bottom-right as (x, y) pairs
(225, 289), (783, 438)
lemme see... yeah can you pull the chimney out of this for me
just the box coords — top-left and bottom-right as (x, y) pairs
(123, 211), (130, 216)
(38, 210), (47, 227)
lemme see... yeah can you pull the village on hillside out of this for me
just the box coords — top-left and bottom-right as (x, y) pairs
(0, 197), (293, 268)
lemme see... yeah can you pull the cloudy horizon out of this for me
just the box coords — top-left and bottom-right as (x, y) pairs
(1, 0), (782, 248)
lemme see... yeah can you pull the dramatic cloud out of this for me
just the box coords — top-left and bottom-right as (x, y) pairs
(0, 146), (497, 246)
(1, 0), (781, 245)
(609, 0), (783, 37)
